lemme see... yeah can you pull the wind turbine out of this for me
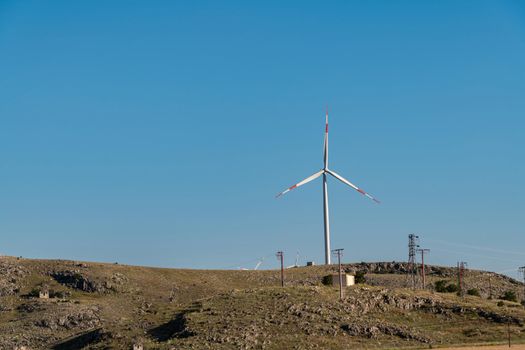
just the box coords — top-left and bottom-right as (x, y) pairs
(276, 109), (380, 265)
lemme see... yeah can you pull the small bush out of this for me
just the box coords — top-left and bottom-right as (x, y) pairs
(28, 288), (40, 297)
(434, 280), (459, 293)
(497, 301), (505, 307)
(467, 288), (480, 297)
(355, 271), (366, 284)
(434, 280), (447, 292)
(321, 275), (333, 286)
(445, 284), (459, 293)
(500, 290), (517, 302)
(463, 328), (482, 337)
(50, 290), (71, 299)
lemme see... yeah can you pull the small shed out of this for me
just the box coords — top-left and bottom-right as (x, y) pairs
(38, 286), (49, 299)
(331, 274), (355, 287)
(306, 261), (315, 266)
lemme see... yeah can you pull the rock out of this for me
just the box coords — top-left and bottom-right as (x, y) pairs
(35, 306), (100, 330)
(0, 259), (27, 296)
(50, 270), (128, 293)
(340, 322), (430, 342)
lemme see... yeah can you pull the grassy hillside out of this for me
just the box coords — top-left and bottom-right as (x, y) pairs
(0, 257), (524, 349)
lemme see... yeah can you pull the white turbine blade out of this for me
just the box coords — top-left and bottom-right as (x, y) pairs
(276, 170), (324, 198)
(323, 109), (328, 169)
(326, 169), (380, 204)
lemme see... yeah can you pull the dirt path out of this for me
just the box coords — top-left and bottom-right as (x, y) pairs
(439, 345), (525, 350)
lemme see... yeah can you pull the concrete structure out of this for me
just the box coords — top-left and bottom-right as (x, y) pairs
(38, 290), (49, 299)
(331, 273), (354, 287)
(306, 261), (315, 266)
(132, 344), (143, 350)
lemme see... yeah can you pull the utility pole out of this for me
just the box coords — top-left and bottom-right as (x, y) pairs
(408, 234), (419, 289)
(332, 248), (344, 300)
(457, 261), (467, 296)
(508, 321), (511, 347)
(417, 248), (430, 289)
(488, 274), (493, 299)
(276, 251), (284, 287)
(519, 266), (525, 303)
(457, 262), (460, 295)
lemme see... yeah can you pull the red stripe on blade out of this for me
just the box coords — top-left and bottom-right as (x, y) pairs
(290, 185), (297, 190)
(357, 188), (366, 195)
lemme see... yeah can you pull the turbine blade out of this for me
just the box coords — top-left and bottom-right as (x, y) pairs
(326, 169), (380, 203)
(323, 108), (328, 169)
(276, 170), (324, 198)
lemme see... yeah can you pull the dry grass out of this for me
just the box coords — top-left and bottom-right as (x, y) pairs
(1, 257), (524, 349)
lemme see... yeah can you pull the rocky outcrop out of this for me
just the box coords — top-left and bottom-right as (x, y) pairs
(341, 322), (430, 342)
(343, 261), (455, 277)
(342, 287), (524, 326)
(0, 259), (27, 296)
(50, 270), (128, 293)
(35, 306), (100, 331)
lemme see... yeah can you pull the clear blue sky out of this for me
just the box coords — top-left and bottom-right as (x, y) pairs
(1, 1), (524, 275)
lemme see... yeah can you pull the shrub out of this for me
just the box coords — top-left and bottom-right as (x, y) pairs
(434, 280), (459, 293)
(50, 290), (71, 299)
(500, 290), (517, 302)
(467, 288), (480, 297)
(28, 288), (40, 297)
(445, 284), (459, 293)
(434, 280), (448, 292)
(321, 275), (333, 286)
(355, 271), (366, 284)
(497, 301), (505, 307)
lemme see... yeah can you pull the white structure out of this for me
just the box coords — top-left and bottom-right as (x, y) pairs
(276, 110), (380, 264)
(332, 274), (355, 287)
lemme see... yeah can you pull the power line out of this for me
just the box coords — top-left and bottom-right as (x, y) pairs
(426, 238), (525, 257)
(430, 247), (523, 264)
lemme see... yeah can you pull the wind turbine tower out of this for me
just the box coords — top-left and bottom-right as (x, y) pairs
(276, 109), (380, 264)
